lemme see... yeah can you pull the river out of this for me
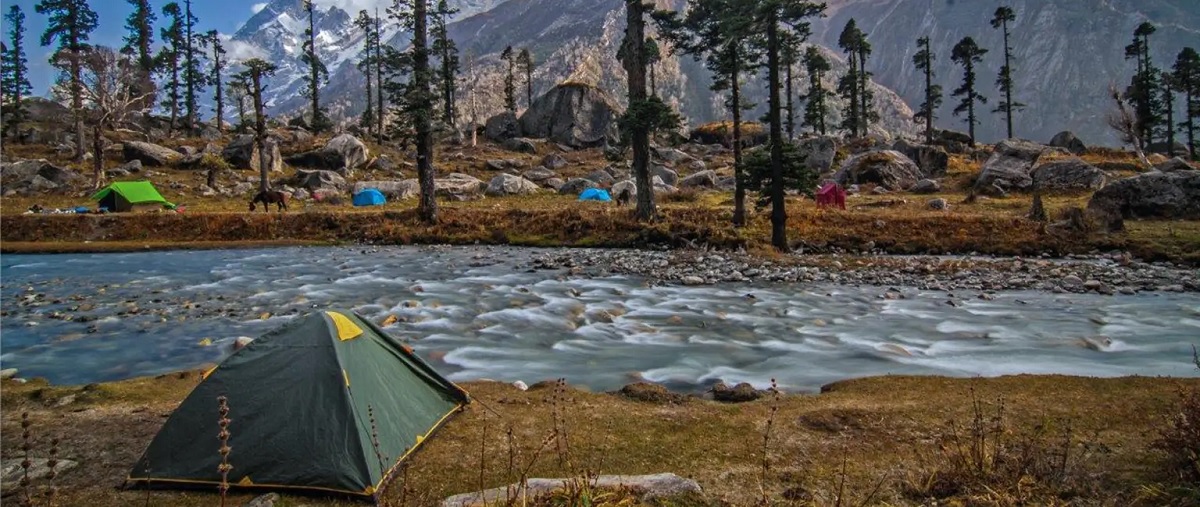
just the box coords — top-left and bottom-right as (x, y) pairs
(2, 246), (1198, 391)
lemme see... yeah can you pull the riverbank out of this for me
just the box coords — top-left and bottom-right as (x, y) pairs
(1, 372), (1197, 506)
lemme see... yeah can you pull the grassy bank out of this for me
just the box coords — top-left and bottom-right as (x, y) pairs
(2, 374), (1197, 506)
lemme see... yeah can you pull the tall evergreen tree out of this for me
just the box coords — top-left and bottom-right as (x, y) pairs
(801, 45), (829, 135)
(781, 36), (798, 139)
(228, 74), (248, 133)
(157, 2), (183, 133)
(388, 0), (438, 223)
(431, 0), (460, 124)
(2, 6), (33, 140)
(836, 19), (862, 137)
(121, 0), (155, 73)
(1173, 47), (1199, 160)
(653, 0), (761, 227)
(912, 36), (941, 144)
(1124, 22), (1162, 145)
(951, 36), (988, 146)
(355, 10), (378, 137)
(181, 0), (204, 128)
(301, 0), (330, 131)
(35, 0), (98, 161)
(990, 6), (1023, 139)
(517, 48), (534, 108)
(202, 30), (226, 132)
(621, 0), (655, 221)
(1163, 70), (1177, 156)
(644, 37), (661, 98)
(234, 58), (277, 192)
(375, 10), (385, 139)
(500, 45), (517, 113)
(855, 26), (875, 135)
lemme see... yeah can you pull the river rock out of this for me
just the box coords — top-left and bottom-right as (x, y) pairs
(541, 153), (568, 170)
(653, 166), (678, 186)
(833, 150), (923, 191)
(484, 111), (519, 142)
(558, 178), (597, 195)
(123, 141), (181, 167)
(892, 139), (949, 178)
(0, 368), (17, 380)
(353, 180), (419, 200)
(680, 170), (717, 189)
(441, 473), (700, 507)
(292, 169), (347, 192)
(1087, 170), (1200, 219)
(485, 174), (540, 196)
(974, 139), (1050, 194)
(617, 382), (683, 403)
(1049, 131), (1087, 155)
(285, 134), (368, 175)
(910, 179), (940, 194)
(242, 493), (279, 507)
(517, 83), (622, 148)
(1031, 158), (1106, 192)
(502, 137), (538, 154)
(711, 382), (762, 403)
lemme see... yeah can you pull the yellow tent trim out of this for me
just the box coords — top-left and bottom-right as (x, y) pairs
(202, 366), (218, 380)
(326, 311), (364, 341)
(238, 476), (254, 486)
(343, 369), (351, 387)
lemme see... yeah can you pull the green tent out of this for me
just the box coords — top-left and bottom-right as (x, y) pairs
(90, 181), (173, 212)
(126, 310), (469, 498)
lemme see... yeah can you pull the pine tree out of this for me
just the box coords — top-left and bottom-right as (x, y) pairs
(388, 0), (438, 223)
(234, 58), (277, 192)
(2, 6), (33, 140)
(375, 10), (385, 140)
(228, 74), (248, 133)
(990, 6), (1024, 139)
(836, 19), (861, 137)
(121, 0), (155, 73)
(1173, 47), (1199, 160)
(781, 36), (798, 139)
(1125, 22), (1162, 146)
(621, 0), (655, 221)
(431, 0), (460, 125)
(855, 27), (875, 134)
(912, 36), (942, 144)
(951, 36), (988, 146)
(301, 0), (330, 131)
(644, 37), (661, 98)
(181, 0), (204, 128)
(157, 2), (183, 134)
(653, 0), (762, 228)
(517, 48), (534, 108)
(35, 0), (98, 161)
(801, 45), (830, 135)
(500, 45), (517, 113)
(202, 30), (226, 132)
(355, 10), (377, 137)
(1163, 70), (1176, 156)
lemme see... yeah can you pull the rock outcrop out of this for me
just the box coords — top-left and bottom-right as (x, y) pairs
(222, 135), (283, 172)
(1088, 170), (1200, 219)
(797, 136), (839, 173)
(833, 150), (923, 191)
(1048, 131), (1086, 155)
(1031, 158), (1106, 192)
(352, 180), (419, 200)
(517, 83), (621, 148)
(291, 169), (347, 192)
(484, 112), (518, 142)
(974, 139), (1052, 194)
(485, 174), (541, 196)
(285, 134), (368, 174)
(892, 139), (949, 178)
(123, 141), (181, 167)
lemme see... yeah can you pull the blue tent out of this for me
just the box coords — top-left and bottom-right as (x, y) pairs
(578, 188), (612, 202)
(352, 188), (387, 207)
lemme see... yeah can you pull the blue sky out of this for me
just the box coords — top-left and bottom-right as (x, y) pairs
(3, 0), (258, 95)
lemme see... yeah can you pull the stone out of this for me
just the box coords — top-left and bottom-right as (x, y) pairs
(484, 111), (519, 142)
(1031, 158), (1106, 191)
(652, 166), (678, 186)
(1, 458), (78, 494)
(927, 198), (949, 210)
(512, 380), (528, 391)
(833, 150), (923, 191)
(291, 169), (347, 192)
(121, 141), (179, 167)
(1087, 170), (1200, 219)
(1155, 157), (1197, 173)
(1062, 275), (1084, 288)
(558, 178), (598, 195)
(221, 135), (282, 172)
(242, 493), (280, 507)
(485, 159), (525, 171)
(654, 147), (691, 165)
(974, 139), (1050, 194)
(116, 159), (143, 174)
(485, 174), (541, 196)
(686, 159), (707, 173)
(285, 134), (369, 174)
(353, 180), (420, 200)
(892, 139), (949, 178)
(584, 169), (615, 186)
(1049, 131), (1087, 155)
(612, 180), (636, 204)
(0, 368), (17, 380)
(796, 136), (839, 173)
(517, 83), (622, 148)
(522, 167), (556, 182)
(441, 473), (701, 507)
(711, 382), (761, 403)
(910, 179), (941, 194)
(368, 155), (398, 172)
(434, 176), (485, 199)
(681, 276), (705, 285)
(541, 153), (569, 170)
(502, 137), (538, 154)
(689, 121), (769, 147)
(1146, 140), (1189, 156)
(543, 177), (565, 191)
(618, 382), (682, 403)
(0, 159), (82, 190)
(680, 170), (718, 189)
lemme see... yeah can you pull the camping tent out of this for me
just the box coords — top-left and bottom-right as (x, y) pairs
(352, 188), (387, 207)
(126, 310), (469, 498)
(90, 181), (173, 212)
(816, 182), (846, 209)
(579, 188), (612, 202)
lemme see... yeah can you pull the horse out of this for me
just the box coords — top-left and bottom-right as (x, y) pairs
(250, 190), (289, 212)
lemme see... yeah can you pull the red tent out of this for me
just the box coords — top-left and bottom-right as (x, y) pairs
(816, 182), (846, 209)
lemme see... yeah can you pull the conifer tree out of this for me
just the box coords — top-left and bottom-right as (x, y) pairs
(1173, 47), (1199, 160)
(301, 0), (330, 131)
(913, 36), (942, 144)
(621, 0), (655, 221)
(855, 27), (875, 134)
(836, 19), (861, 137)
(181, 0), (204, 128)
(375, 10), (385, 139)
(354, 10), (377, 137)
(202, 30), (226, 132)
(35, 0), (98, 161)
(431, 0), (460, 124)
(951, 36), (988, 146)
(644, 37), (661, 97)
(801, 45), (830, 136)
(228, 74), (248, 133)
(157, 2), (183, 133)
(2, 6), (33, 140)
(500, 45), (517, 113)
(1163, 70), (1176, 156)
(781, 37), (798, 139)
(388, 0), (438, 223)
(234, 58), (277, 192)
(121, 0), (155, 73)
(1125, 22), (1162, 145)
(517, 48), (534, 107)
(991, 6), (1023, 139)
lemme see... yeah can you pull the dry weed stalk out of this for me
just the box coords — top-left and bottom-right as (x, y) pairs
(46, 437), (59, 507)
(20, 412), (33, 507)
(758, 378), (780, 507)
(216, 396), (232, 507)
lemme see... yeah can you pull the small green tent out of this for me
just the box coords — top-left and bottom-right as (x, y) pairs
(126, 310), (469, 498)
(91, 181), (173, 212)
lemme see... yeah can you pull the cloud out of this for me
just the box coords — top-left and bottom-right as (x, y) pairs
(225, 40), (268, 62)
(251, 3), (268, 14)
(310, 0), (391, 15)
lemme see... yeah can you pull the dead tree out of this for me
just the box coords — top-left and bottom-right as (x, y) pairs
(74, 46), (153, 189)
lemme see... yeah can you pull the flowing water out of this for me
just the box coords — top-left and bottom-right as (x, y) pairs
(2, 246), (1198, 391)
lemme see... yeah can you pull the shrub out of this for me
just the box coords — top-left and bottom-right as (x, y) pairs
(1151, 347), (1200, 487)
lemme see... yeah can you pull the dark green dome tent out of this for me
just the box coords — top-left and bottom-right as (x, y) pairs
(126, 310), (469, 499)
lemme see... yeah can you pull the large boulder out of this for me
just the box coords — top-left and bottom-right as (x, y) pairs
(0, 159), (82, 193)
(1146, 140), (1190, 156)
(484, 112), (519, 142)
(1155, 157), (1197, 173)
(485, 174), (541, 196)
(796, 136), (839, 173)
(892, 139), (949, 178)
(541, 153), (569, 170)
(974, 139), (1050, 194)
(612, 180), (636, 203)
(353, 180), (419, 200)
(522, 167), (556, 182)
(285, 134), (369, 174)
(1048, 131), (1087, 155)
(1031, 158), (1106, 192)
(689, 121), (768, 147)
(435, 175), (485, 199)
(558, 178), (598, 195)
(652, 166), (678, 186)
(291, 169), (347, 192)
(1088, 170), (1200, 219)
(680, 170), (718, 189)
(910, 179), (941, 194)
(517, 83), (622, 148)
(832, 150), (923, 191)
(584, 169), (616, 186)
(222, 135), (282, 172)
(502, 137), (538, 154)
(123, 141), (181, 167)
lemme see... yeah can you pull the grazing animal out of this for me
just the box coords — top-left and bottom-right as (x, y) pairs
(250, 190), (289, 212)
(615, 187), (633, 206)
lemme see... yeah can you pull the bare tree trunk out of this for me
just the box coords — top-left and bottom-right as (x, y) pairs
(252, 74), (270, 192)
(92, 124), (104, 189)
(414, 0), (438, 224)
(624, 1), (654, 221)
(72, 59), (85, 162)
(731, 49), (746, 228)
(767, 12), (788, 252)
